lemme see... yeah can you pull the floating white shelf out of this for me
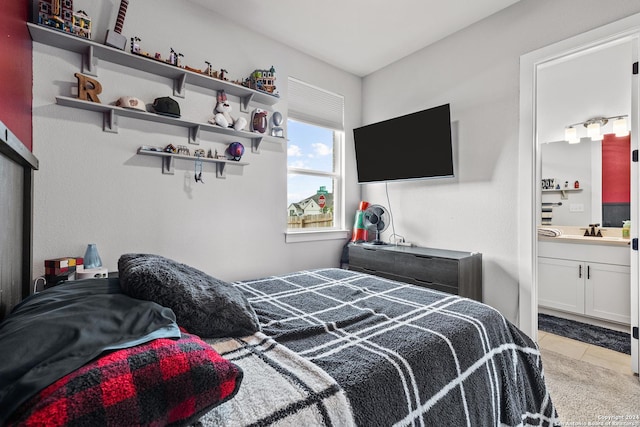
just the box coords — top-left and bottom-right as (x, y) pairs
(55, 96), (285, 152)
(137, 148), (248, 179)
(542, 188), (583, 200)
(28, 23), (280, 110)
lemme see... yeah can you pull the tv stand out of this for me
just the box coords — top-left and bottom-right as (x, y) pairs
(348, 243), (482, 301)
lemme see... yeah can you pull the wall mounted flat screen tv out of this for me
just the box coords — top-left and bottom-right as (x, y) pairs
(353, 103), (454, 183)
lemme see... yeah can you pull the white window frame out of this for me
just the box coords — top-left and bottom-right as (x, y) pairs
(285, 78), (348, 243)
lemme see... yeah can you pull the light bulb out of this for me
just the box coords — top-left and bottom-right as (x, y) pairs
(613, 117), (629, 137)
(586, 122), (601, 139)
(565, 127), (579, 144)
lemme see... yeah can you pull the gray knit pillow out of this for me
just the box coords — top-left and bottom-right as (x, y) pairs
(118, 253), (260, 338)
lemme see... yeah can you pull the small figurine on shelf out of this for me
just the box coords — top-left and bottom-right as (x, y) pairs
(204, 61), (217, 78)
(270, 111), (284, 137)
(131, 36), (141, 54)
(168, 48), (177, 66)
(219, 69), (228, 81)
(209, 90), (247, 131)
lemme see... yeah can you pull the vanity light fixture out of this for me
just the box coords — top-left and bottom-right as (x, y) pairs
(563, 115), (628, 143)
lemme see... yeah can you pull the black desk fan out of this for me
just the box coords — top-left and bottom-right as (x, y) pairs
(363, 204), (390, 245)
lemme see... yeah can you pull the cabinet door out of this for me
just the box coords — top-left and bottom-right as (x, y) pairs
(584, 262), (630, 324)
(538, 257), (584, 314)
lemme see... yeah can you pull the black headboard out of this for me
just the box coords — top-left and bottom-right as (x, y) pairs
(0, 121), (38, 320)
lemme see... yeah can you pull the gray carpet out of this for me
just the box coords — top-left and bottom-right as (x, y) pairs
(541, 348), (640, 424)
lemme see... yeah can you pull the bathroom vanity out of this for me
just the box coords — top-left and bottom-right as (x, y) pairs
(538, 231), (630, 328)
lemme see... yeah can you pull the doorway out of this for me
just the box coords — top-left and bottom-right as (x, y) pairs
(518, 14), (640, 375)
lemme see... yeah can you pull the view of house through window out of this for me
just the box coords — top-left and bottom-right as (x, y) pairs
(287, 78), (344, 232)
(287, 119), (340, 229)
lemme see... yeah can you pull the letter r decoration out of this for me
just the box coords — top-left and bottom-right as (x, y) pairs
(74, 73), (102, 103)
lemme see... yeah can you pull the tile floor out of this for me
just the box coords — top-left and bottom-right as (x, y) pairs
(537, 330), (634, 376)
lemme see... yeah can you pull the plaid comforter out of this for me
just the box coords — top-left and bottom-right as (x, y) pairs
(228, 268), (560, 427)
(202, 332), (354, 426)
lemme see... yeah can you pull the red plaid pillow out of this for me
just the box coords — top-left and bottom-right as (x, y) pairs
(7, 332), (242, 427)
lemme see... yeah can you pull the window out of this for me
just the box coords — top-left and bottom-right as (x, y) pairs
(287, 78), (344, 235)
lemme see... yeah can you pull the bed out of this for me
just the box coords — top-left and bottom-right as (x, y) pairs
(0, 252), (560, 426)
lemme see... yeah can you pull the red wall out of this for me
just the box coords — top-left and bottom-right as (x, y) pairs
(601, 134), (630, 203)
(0, 1), (32, 150)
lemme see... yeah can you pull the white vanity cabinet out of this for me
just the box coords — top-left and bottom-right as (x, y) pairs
(538, 239), (631, 325)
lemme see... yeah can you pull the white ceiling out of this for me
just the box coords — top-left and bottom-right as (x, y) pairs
(188, 0), (521, 77)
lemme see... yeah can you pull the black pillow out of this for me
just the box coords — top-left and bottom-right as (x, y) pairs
(118, 253), (260, 338)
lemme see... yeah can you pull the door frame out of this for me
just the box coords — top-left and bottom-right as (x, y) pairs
(518, 13), (640, 374)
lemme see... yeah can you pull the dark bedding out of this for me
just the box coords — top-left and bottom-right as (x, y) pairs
(232, 268), (559, 426)
(0, 278), (180, 425)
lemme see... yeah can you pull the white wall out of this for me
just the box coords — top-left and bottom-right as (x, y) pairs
(31, 0), (361, 281)
(360, 0), (640, 324)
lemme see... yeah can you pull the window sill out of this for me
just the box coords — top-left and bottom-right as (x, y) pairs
(285, 229), (350, 243)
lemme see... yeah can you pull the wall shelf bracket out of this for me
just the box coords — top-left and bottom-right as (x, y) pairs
(189, 125), (200, 145)
(103, 110), (118, 133)
(174, 73), (187, 98)
(82, 45), (98, 76)
(216, 162), (227, 179)
(163, 156), (175, 175)
(240, 94), (254, 113)
(251, 136), (264, 153)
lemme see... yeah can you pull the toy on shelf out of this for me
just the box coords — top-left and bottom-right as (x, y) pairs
(270, 111), (284, 137)
(227, 142), (245, 161)
(38, 0), (92, 39)
(72, 10), (91, 39)
(105, 0), (129, 50)
(245, 66), (278, 96)
(209, 90), (247, 131)
(251, 108), (268, 134)
(209, 149), (227, 160)
(177, 145), (190, 156)
(124, 38), (278, 98)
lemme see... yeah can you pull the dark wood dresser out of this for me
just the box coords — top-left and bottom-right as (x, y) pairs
(348, 243), (483, 301)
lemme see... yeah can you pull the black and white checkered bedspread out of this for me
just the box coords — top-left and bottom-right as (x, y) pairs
(233, 268), (560, 426)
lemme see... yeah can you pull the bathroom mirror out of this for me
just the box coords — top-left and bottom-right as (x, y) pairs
(536, 39), (632, 228)
(540, 134), (630, 227)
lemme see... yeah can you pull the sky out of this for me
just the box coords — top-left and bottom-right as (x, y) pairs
(287, 119), (335, 205)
